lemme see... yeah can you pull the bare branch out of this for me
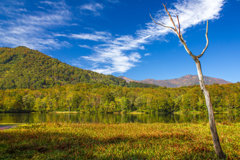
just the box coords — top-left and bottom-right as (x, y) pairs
(180, 39), (197, 60)
(161, 4), (196, 60)
(197, 21), (209, 58)
(162, 4), (178, 35)
(149, 13), (175, 32)
(176, 15), (181, 36)
(150, 4), (208, 61)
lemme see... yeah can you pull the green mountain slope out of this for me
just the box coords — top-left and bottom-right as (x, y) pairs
(0, 46), (158, 89)
(0, 46), (129, 89)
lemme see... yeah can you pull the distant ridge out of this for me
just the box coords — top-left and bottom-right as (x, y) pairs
(120, 75), (230, 88)
(118, 76), (136, 83)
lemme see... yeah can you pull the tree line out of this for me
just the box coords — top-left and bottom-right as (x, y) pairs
(0, 82), (239, 113)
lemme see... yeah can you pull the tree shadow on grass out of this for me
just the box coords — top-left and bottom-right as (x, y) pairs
(0, 130), (235, 160)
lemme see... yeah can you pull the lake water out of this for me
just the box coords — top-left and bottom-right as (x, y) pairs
(0, 112), (239, 123)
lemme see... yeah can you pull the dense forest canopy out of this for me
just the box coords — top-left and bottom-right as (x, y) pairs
(0, 82), (239, 113)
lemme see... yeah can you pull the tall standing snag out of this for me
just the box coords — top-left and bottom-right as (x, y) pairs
(150, 4), (226, 159)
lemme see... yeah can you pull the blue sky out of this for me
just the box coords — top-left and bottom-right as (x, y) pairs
(0, 0), (239, 82)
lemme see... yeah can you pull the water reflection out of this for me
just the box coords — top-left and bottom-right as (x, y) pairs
(0, 112), (239, 124)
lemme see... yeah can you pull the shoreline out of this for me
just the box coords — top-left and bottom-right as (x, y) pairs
(0, 124), (16, 130)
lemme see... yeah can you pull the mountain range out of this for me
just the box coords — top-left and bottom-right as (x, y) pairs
(0, 46), (230, 89)
(119, 75), (230, 88)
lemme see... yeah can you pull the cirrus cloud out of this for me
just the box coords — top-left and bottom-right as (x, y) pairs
(0, 0), (71, 50)
(79, 0), (225, 74)
(79, 3), (104, 16)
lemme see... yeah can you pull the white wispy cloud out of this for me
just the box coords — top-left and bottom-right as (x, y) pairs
(87, 52), (141, 74)
(0, 0), (70, 50)
(80, 3), (104, 16)
(70, 31), (111, 41)
(0, 0), (25, 17)
(137, 0), (225, 40)
(144, 53), (151, 56)
(81, 0), (225, 74)
(80, 35), (147, 74)
(78, 44), (92, 49)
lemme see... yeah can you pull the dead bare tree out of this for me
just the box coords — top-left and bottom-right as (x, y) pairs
(150, 4), (226, 159)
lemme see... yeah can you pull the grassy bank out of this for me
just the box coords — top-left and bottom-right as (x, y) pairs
(0, 123), (239, 159)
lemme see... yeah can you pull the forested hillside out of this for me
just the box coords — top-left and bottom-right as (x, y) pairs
(1, 47), (239, 114)
(0, 82), (239, 113)
(0, 46), (157, 89)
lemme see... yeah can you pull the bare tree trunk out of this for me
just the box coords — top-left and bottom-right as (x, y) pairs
(150, 5), (226, 158)
(195, 59), (226, 159)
